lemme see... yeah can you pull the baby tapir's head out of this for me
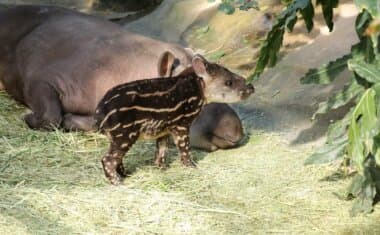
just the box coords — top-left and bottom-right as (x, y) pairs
(191, 54), (254, 103)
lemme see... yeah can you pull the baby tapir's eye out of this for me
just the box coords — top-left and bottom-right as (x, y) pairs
(225, 80), (233, 87)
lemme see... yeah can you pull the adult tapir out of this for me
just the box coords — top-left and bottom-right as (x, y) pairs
(0, 5), (248, 151)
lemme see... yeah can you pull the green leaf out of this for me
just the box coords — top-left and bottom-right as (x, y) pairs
(348, 59), (380, 83)
(218, 2), (235, 14)
(239, 0), (259, 11)
(326, 108), (354, 144)
(216, 0), (259, 14)
(347, 157), (379, 216)
(349, 174), (376, 216)
(316, 0), (339, 31)
(356, 10), (372, 38)
(348, 89), (378, 173)
(305, 108), (355, 166)
(304, 135), (347, 165)
(354, 0), (380, 19)
(300, 1), (315, 32)
(373, 134), (380, 166)
(300, 54), (351, 84)
(285, 14), (298, 32)
(312, 80), (364, 119)
(248, 0), (316, 81)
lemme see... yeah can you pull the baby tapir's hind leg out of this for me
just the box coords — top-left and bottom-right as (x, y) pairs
(23, 81), (63, 130)
(169, 126), (196, 167)
(101, 139), (136, 185)
(154, 136), (169, 168)
(102, 145), (127, 185)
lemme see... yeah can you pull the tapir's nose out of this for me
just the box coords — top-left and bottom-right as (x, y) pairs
(240, 83), (254, 100)
(247, 83), (255, 94)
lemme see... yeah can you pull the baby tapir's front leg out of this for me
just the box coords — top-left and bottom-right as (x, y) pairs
(169, 126), (196, 167)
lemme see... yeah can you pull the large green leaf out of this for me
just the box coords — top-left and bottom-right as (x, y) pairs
(326, 108), (354, 144)
(300, 54), (351, 85)
(348, 59), (380, 83)
(316, 0), (339, 31)
(304, 135), (347, 165)
(312, 81), (364, 119)
(354, 0), (380, 19)
(355, 10), (372, 38)
(348, 173), (376, 216)
(346, 157), (379, 216)
(305, 108), (354, 166)
(300, 0), (315, 31)
(218, 2), (235, 14)
(217, 0), (259, 14)
(348, 89), (378, 172)
(248, 0), (315, 81)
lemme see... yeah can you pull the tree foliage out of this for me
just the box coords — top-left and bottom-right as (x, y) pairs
(214, 0), (380, 215)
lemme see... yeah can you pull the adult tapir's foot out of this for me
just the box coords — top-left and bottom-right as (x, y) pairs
(23, 112), (61, 130)
(62, 113), (97, 131)
(23, 81), (63, 130)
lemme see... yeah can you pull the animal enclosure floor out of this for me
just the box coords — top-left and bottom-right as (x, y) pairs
(0, 92), (380, 234)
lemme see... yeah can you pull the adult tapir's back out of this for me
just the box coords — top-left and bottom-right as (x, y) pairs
(0, 6), (76, 102)
(6, 6), (191, 114)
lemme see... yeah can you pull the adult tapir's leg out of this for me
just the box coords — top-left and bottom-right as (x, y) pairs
(23, 81), (63, 130)
(62, 114), (97, 131)
(189, 132), (218, 152)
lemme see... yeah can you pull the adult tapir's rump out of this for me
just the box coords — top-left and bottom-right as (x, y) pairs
(0, 5), (247, 151)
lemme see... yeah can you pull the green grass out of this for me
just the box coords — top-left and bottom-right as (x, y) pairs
(1, 90), (380, 234)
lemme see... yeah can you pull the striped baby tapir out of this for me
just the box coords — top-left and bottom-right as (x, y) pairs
(95, 54), (254, 185)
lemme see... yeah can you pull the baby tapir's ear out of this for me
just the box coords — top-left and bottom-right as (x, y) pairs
(192, 54), (210, 80)
(158, 51), (180, 77)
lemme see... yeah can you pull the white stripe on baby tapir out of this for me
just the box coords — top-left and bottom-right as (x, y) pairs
(179, 142), (186, 147)
(99, 109), (118, 128)
(122, 119), (150, 129)
(129, 132), (138, 139)
(153, 120), (164, 129)
(140, 120), (164, 132)
(104, 93), (121, 104)
(121, 143), (129, 148)
(169, 107), (202, 124)
(117, 80), (178, 92)
(187, 96), (199, 103)
(106, 123), (121, 131)
(118, 96), (199, 113)
(175, 126), (188, 131)
(125, 88), (177, 97)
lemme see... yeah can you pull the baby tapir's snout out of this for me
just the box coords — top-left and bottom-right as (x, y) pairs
(191, 55), (254, 103)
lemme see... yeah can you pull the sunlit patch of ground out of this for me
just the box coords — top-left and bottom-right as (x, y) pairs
(1, 92), (379, 234)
